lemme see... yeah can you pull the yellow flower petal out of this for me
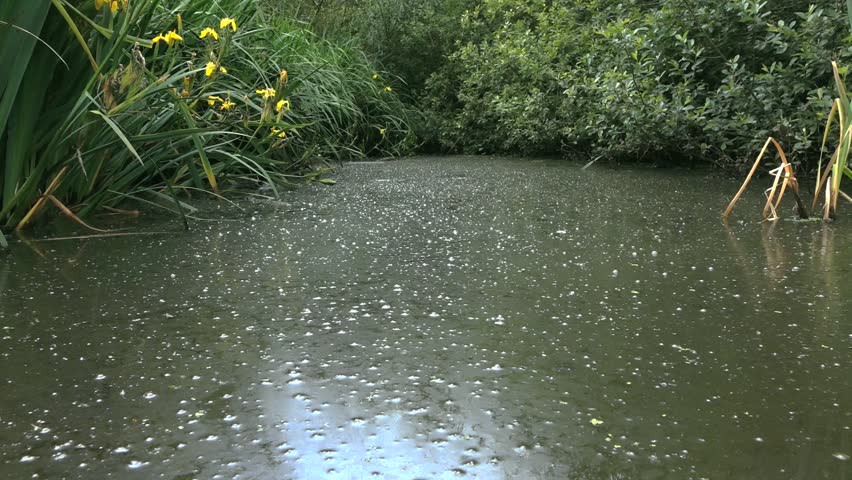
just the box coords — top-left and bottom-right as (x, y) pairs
(220, 100), (235, 111)
(110, 0), (119, 13)
(207, 95), (223, 106)
(219, 17), (237, 32)
(384, 86), (392, 92)
(275, 99), (290, 112)
(590, 418), (604, 426)
(219, 66), (227, 74)
(255, 88), (276, 99)
(200, 27), (219, 41)
(205, 62), (216, 77)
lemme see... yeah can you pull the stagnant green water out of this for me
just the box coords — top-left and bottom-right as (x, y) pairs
(0, 156), (850, 479)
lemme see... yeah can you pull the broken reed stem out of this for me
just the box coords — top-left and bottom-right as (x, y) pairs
(813, 147), (840, 212)
(776, 142), (808, 219)
(763, 162), (785, 220)
(723, 138), (773, 221)
(724, 137), (807, 221)
(102, 206), (141, 216)
(825, 176), (835, 220)
(46, 195), (111, 233)
(10, 231), (170, 243)
(16, 166), (68, 230)
(765, 189), (780, 221)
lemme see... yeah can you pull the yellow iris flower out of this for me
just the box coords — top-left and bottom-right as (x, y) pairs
(379, 128), (386, 136)
(384, 86), (392, 92)
(152, 30), (183, 46)
(275, 99), (290, 112)
(256, 88), (276, 99)
(200, 27), (219, 41)
(209, 96), (236, 111)
(205, 62), (227, 77)
(271, 128), (287, 139)
(96, 0), (127, 11)
(166, 31), (184, 43)
(220, 17), (237, 32)
(372, 74), (379, 80)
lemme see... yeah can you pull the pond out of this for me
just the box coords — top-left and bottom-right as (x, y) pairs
(0, 156), (850, 479)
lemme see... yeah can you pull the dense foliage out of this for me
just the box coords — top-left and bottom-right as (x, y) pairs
(415, 0), (852, 169)
(312, 0), (851, 170)
(0, 0), (415, 229)
(3, 0), (852, 236)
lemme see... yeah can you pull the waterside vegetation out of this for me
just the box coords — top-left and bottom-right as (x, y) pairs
(4, 0), (852, 243)
(0, 0), (415, 233)
(284, 0), (852, 220)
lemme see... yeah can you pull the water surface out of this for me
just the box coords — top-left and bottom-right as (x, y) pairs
(1, 156), (850, 479)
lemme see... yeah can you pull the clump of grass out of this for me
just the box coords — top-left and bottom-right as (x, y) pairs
(0, 0), (414, 232)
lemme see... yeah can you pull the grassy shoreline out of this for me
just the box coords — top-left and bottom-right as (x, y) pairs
(0, 0), (416, 232)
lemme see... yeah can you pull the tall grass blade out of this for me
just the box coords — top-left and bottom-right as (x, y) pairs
(0, 1), (52, 209)
(0, 20), (68, 69)
(847, 0), (852, 33)
(50, 0), (97, 72)
(91, 109), (190, 229)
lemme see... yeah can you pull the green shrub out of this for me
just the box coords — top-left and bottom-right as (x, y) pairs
(422, 0), (852, 169)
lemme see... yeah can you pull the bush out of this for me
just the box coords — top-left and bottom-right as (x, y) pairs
(422, 0), (852, 170)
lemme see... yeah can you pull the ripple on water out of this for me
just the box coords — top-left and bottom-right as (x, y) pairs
(2, 157), (851, 480)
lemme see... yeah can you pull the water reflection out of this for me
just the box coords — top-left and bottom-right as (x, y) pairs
(255, 370), (536, 479)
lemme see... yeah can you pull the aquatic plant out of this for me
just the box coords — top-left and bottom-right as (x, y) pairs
(724, 61), (852, 222)
(0, 0), (414, 232)
(811, 61), (852, 219)
(722, 138), (808, 222)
